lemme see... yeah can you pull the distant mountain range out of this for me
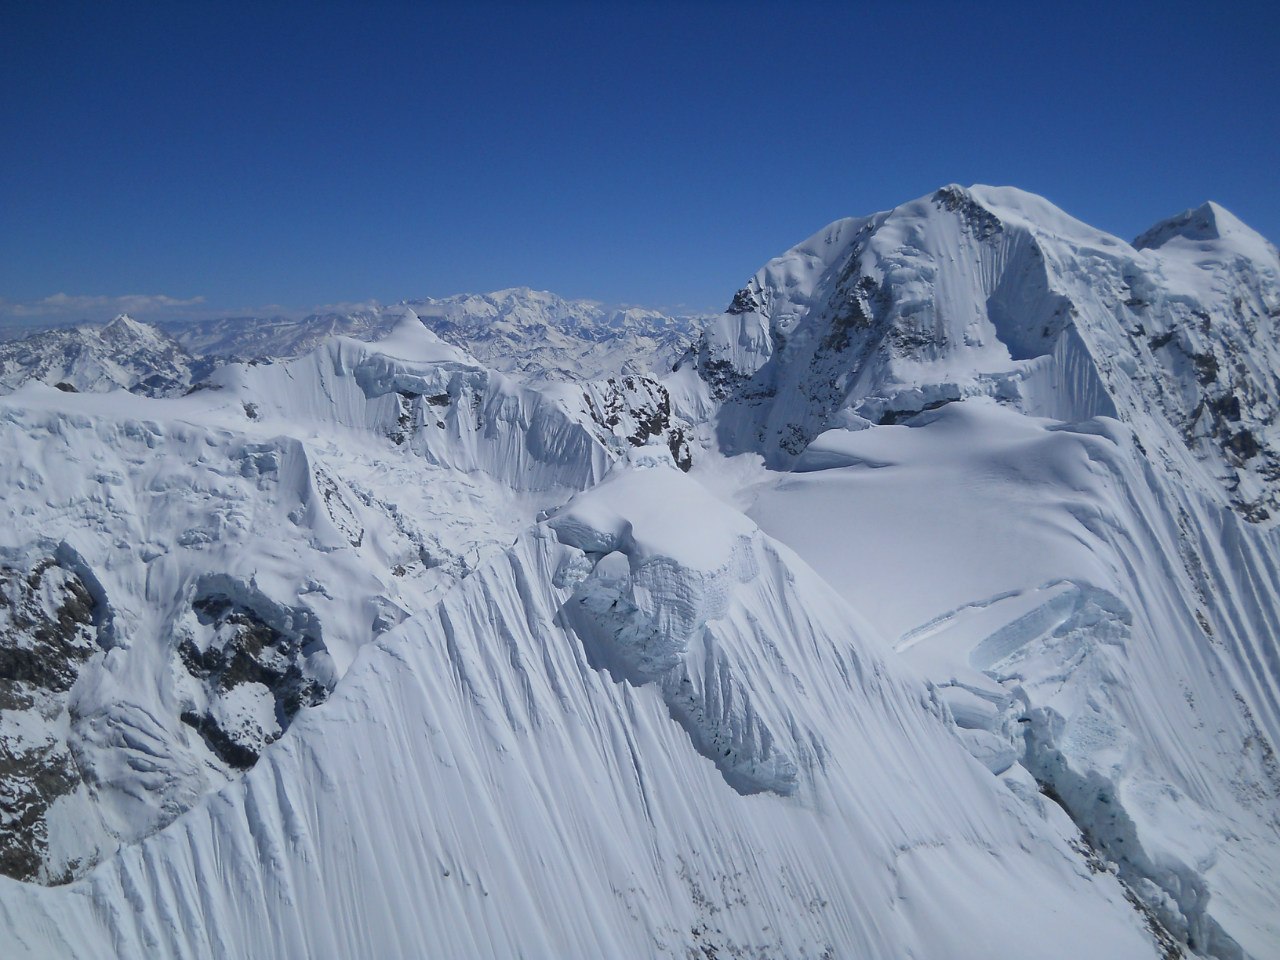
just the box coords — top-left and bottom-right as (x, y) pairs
(0, 288), (707, 396)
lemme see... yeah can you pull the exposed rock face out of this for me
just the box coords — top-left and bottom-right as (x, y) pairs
(1, 558), (333, 883)
(578, 375), (693, 471)
(176, 582), (332, 771)
(0, 557), (101, 882)
(1129, 202), (1280, 521)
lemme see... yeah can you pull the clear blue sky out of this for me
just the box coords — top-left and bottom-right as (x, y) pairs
(3, 0), (1277, 324)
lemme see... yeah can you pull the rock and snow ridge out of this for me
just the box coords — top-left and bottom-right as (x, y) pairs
(676, 184), (1280, 521)
(0, 185), (1277, 959)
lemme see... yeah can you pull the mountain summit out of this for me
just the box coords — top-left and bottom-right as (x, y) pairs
(0, 312), (208, 395)
(677, 184), (1280, 521)
(1134, 199), (1279, 252)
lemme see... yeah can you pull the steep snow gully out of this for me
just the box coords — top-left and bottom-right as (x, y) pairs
(1, 185), (1278, 959)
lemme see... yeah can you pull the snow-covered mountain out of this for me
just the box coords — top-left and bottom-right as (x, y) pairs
(0, 314), (211, 395)
(677, 186), (1280, 520)
(405, 288), (702, 381)
(0, 318), (616, 888)
(1, 186), (1278, 960)
(160, 288), (703, 382)
(0, 290), (700, 397)
(671, 185), (1280, 958)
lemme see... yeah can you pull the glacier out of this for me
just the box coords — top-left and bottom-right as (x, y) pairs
(1, 184), (1278, 959)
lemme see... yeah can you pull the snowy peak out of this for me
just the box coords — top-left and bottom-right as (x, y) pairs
(100, 312), (148, 338)
(684, 184), (1112, 456)
(3, 182), (1280, 960)
(0, 314), (206, 396)
(1133, 200), (1277, 255)
(351, 306), (476, 366)
(948, 184), (1129, 246)
(681, 183), (1280, 520)
(0, 289), (704, 395)
(403, 287), (702, 380)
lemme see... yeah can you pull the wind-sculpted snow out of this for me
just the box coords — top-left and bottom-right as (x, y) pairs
(215, 316), (610, 493)
(0, 317), (616, 884)
(0, 457), (1158, 959)
(748, 399), (1280, 958)
(551, 449), (798, 794)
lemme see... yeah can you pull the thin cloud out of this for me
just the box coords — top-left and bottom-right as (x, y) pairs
(305, 299), (384, 317)
(1, 293), (207, 321)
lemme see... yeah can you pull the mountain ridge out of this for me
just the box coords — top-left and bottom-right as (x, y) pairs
(674, 183), (1280, 522)
(0, 184), (1277, 959)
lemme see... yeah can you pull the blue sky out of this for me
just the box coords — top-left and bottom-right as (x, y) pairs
(2, 1), (1277, 324)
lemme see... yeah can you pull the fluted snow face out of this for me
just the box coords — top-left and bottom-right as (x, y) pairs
(0, 458), (1159, 960)
(214, 318), (610, 493)
(748, 398), (1280, 958)
(0, 317), (613, 885)
(673, 187), (1280, 957)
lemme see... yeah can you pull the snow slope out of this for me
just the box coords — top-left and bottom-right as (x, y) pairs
(0, 316), (616, 885)
(745, 401), (1280, 959)
(0, 452), (1159, 959)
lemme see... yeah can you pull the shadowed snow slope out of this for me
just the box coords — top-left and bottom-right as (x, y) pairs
(0, 457), (1157, 959)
